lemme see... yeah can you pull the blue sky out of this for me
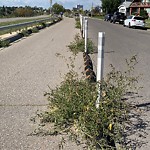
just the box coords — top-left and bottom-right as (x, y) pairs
(0, 0), (101, 10)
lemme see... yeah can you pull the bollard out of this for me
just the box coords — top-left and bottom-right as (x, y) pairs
(80, 15), (83, 33)
(84, 19), (88, 53)
(96, 32), (105, 109)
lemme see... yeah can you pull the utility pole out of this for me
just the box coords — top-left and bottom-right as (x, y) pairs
(50, 0), (52, 15)
(91, 2), (93, 17)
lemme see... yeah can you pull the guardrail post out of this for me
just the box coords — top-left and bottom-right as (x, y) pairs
(84, 19), (88, 53)
(96, 32), (105, 109)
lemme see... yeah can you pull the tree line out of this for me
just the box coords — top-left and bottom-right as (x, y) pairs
(0, 4), (66, 18)
(101, 0), (122, 13)
(0, 6), (47, 17)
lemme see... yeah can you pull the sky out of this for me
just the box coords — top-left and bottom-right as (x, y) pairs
(0, 0), (101, 10)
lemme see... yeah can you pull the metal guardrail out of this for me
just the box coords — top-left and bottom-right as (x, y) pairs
(0, 17), (57, 31)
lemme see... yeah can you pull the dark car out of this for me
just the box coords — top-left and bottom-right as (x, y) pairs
(110, 12), (126, 24)
(104, 14), (113, 21)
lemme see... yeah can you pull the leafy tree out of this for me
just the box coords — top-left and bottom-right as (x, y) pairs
(52, 3), (65, 14)
(102, 0), (121, 13)
(92, 6), (101, 16)
(0, 6), (6, 16)
(14, 7), (34, 17)
(140, 9), (149, 19)
(0, 6), (45, 17)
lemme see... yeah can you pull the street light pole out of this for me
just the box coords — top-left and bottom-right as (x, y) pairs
(91, 2), (93, 17)
(50, 0), (52, 15)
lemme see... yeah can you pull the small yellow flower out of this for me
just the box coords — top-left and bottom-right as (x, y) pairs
(108, 123), (113, 131)
(102, 91), (106, 97)
(110, 109), (114, 113)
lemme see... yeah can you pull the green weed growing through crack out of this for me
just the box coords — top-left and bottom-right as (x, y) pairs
(31, 54), (140, 149)
(75, 18), (81, 29)
(67, 33), (95, 55)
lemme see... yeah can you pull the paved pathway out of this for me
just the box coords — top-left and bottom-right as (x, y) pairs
(0, 17), (84, 150)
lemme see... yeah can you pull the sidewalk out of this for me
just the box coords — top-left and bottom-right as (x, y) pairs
(0, 17), (84, 150)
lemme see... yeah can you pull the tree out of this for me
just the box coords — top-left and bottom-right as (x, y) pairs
(92, 6), (101, 16)
(14, 6), (34, 17)
(140, 9), (149, 19)
(52, 3), (65, 14)
(101, 0), (121, 13)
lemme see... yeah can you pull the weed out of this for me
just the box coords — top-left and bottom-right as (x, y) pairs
(68, 34), (95, 55)
(0, 39), (10, 48)
(20, 30), (30, 37)
(75, 18), (81, 29)
(34, 55), (139, 149)
(31, 27), (39, 33)
(39, 22), (47, 28)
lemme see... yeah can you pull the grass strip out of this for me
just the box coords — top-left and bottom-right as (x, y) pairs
(146, 19), (150, 28)
(0, 17), (50, 27)
(0, 17), (51, 35)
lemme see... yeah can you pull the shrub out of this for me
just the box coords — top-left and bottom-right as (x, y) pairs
(20, 29), (30, 37)
(67, 34), (95, 55)
(75, 18), (81, 29)
(36, 56), (139, 149)
(0, 39), (10, 48)
(140, 10), (149, 19)
(31, 27), (39, 33)
(39, 22), (47, 28)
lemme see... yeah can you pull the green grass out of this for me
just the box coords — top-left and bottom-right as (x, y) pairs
(92, 15), (104, 20)
(0, 17), (51, 35)
(0, 17), (50, 27)
(146, 19), (150, 28)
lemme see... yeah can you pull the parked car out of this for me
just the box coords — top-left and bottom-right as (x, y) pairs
(110, 12), (126, 24)
(104, 14), (113, 21)
(124, 15), (145, 28)
(74, 13), (79, 17)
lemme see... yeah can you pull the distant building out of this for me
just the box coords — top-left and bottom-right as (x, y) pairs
(76, 4), (83, 10)
(118, 0), (132, 16)
(72, 7), (78, 12)
(72, 4), (83, 12)
(129, 0), (150, 17)
(119, 0), (150, 17)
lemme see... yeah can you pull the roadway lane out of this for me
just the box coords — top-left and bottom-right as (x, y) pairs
(0, 17), (84, 150)
(88, 18), (150, 150)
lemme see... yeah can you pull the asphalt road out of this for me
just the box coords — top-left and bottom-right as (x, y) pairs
(88, 18), (150, 150)
(0, 15), (50, 23)
(0, 17), (84, 150)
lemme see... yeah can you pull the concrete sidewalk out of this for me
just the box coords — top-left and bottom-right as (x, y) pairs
(0, 17), (84, 150)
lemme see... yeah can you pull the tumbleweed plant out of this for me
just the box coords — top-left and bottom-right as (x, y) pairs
(67, 33), (95, 55)
(0, 39), (10, 48)
(36, 55), (139, 149)
(75, 18), (81, 29)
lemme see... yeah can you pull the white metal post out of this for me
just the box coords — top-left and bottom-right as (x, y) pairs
(96, 32), (105, 109)
(83, 17), (86, 38)
(84, 19), (88, 53)
(80, 15), (83, 30)
(50, 0), (52, 15)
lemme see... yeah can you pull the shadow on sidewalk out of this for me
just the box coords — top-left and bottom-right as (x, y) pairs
(121, 92), (150, 149)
